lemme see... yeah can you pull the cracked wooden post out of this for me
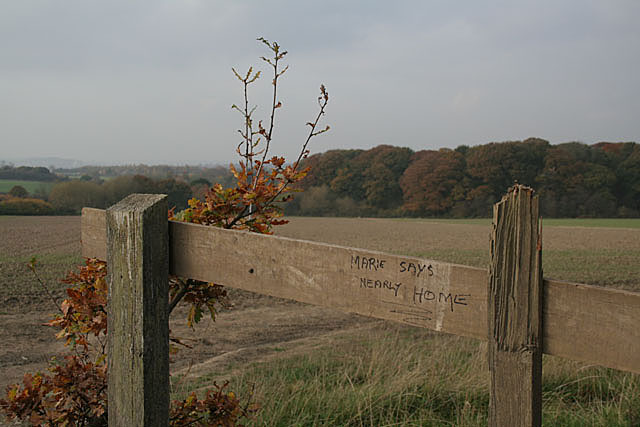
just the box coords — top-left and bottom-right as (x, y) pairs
(488, 185), (543, 426)
(107, 194), (169, 427)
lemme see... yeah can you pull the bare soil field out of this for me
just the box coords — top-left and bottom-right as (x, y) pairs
(1, 215), (639, 402)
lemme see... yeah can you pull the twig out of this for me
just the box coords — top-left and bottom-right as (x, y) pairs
(253, 39), (288, 191)
(181, 416), (206, 426)
(243, 382), (257, 414)
(169, 278), (192, 314)
(227, 85), (329, 227)
(28, 259), (63, 314)
(171, 359), (194, 395)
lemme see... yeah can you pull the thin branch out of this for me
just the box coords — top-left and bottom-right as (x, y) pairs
(29, 261), (63, 314)
(97, 334), (107, 355)
(244, 80), (251, 168)
(228, 86), (329, 226)
(225, 204), (250, 230)
(243, 382), (257, 414)
(292, 85), (329, 174)
(253, 43), (286, 191)
(169, 279), (192, 314)
(171, 359), (194, 394)
(179, 416), (206, 426)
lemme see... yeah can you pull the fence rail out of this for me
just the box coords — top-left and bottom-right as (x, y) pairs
(81, 207), (640, 374)
(80, 188), (640, 426)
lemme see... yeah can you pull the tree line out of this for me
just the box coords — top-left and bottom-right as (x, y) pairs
(0, 165), (58, 181)
(2, 139), (638, 217)
(286, 139), (640, 218)
(0, 164), (234, 215)
(0, 175), (193, 215)
(47, 175), (193, 214)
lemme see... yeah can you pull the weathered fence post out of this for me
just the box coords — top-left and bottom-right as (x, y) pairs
(107, 194), (169, 426)
(488, 185), (543, 426)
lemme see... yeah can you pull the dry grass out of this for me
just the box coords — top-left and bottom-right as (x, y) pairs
(192, 323), (640, 426)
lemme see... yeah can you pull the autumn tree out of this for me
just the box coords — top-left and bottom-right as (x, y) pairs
(298, 149), (362, 190)
(466, 139), (549, 198)
(399, 148), (465, 216)
(593, 142), (640, 216)
(323, 145), (412, 212)
(360, 145), (413, 210)
(536, 142), (616, 217)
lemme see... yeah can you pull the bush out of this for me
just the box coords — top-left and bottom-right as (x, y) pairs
(0, 197), (54, 215)
(8, 185), (28, 198)
(49, 181), (105, 214)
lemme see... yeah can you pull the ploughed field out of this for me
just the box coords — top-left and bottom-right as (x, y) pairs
(1, 215), (639, 425)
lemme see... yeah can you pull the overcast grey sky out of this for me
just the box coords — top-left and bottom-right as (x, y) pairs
(1, 1), (639, 165)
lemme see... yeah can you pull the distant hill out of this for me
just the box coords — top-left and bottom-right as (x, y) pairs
(1, 157), (87, 169)
(54, 164), (234, 187)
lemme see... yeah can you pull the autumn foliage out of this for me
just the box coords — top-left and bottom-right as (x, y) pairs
(0, 259), (109, 426)
(289, 139), (640, 218)
(0, 259), (255, 426)
(1, 38), (329, 426)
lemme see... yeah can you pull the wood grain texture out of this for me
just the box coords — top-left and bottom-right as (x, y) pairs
(488, 186), (542, 427)
(543, 279), (640, 374)
(81, 208), (640, 374)
(81, 207), (106, 260)
(106, 194), (169, 427)
(169, 220), (487, 340)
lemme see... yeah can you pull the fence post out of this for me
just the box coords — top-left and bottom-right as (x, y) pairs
(488, 185), (543, 426)
(107, 194), (169, 426)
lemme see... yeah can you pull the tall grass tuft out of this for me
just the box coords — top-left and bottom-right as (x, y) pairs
(178, 324), (640, 426)
(222, 326), (490, 426)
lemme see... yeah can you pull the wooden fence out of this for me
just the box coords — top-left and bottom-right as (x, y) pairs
(80, 186), (640, 426)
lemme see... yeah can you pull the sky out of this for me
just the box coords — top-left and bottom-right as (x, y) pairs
(1, 1), (639, 166)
